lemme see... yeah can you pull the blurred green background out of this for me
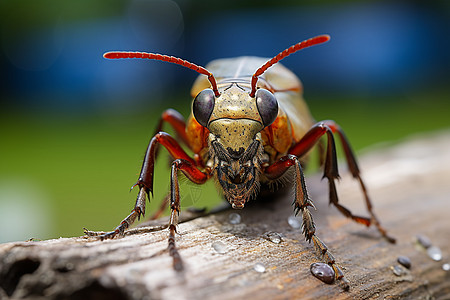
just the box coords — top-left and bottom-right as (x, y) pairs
(1, 0), (449, 243)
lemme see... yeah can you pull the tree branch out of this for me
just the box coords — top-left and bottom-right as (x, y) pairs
(1, 132), (450, 300)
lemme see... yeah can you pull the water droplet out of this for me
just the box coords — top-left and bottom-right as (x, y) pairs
(310, 262), (335, 284)
(211, 241), (227, 254)
(228, 213), (241, 225)
(288, 215), (302, 229)
(416, 234), (432, 249)
(391, 265), (407, 276)
(442, 263), (450, 271)
(427, 246), (442, 261)
(263, 231), (283, 244)
(254, 263), (266, 273)
(397, 256), (411, 269)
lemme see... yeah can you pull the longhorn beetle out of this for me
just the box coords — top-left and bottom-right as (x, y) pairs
(89, 35), (395, 289)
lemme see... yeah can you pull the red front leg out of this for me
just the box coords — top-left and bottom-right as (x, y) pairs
(264, 154), (349, 289)
(289, 120), (395, 243)
(168, 159), (209, 270)
(91, 131), (202, 241)
(136, 131), (196, 197)
(148, 108), (190, 218)
(154, 108), (190, 148)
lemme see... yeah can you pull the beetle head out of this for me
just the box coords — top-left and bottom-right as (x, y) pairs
(192, 84), (278, 208)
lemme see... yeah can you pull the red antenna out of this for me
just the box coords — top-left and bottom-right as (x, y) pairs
(103, 51), (220, 97)
(249, 34), (330, 97)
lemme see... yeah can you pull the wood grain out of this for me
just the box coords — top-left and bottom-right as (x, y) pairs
(1, 131), (449, 300)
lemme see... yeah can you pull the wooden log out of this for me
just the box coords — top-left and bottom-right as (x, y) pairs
(1, 132), (449, 300)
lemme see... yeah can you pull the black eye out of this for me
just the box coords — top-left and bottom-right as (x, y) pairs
(255, 89), (278, 127)
(193, 89), (215, 127)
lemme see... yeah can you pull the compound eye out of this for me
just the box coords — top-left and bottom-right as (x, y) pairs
(193, 89), (215, 127)
(255, 89), (278, 127)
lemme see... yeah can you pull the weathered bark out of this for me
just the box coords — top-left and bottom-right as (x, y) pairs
(1, 132), (449, 300)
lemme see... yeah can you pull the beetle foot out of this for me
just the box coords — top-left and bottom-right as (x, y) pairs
(83, 228), (122, 240)
(83, 227), (105, 237)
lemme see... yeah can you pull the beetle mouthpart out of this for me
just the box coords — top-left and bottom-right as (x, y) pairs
(231, 202), (245, 209)
(212, 137), (263, 209)
(219, 167), (259, 209)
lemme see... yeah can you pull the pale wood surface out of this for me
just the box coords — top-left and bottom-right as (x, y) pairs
(1, 131), (450, 300)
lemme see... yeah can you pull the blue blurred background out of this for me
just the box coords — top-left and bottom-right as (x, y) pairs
(1, 0), (449, 242)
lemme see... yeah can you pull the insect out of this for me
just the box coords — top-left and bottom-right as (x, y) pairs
(91, 34), (395, 289)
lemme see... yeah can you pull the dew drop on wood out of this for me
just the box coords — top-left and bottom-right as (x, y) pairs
(397, 256), (411, 269)
(427, 246), (442, 261)
(211, 241), (227, 254)
(263, 231), (283, 244)
(253, 263), (266, 273)
(288, 215), (302, 229)
(391, 265), (407, 276)
(442, 263), (450, 271)
(310, 262), (335, 284)
(228, 213), (241, 225)
(416, 234), (432, 249)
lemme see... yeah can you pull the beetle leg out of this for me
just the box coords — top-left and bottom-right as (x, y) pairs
(135, 131), (196, 196)
(154, 108), (189, 148)
(265, 155), (349, 290)
(91, 132), (197, 240)
(168, 158), (209, 271)
(168, 161), (182, 270)
(288, 121), (395, 243)
(149, 111), (207, 218)
(325, 122), (396, 243)
(148, 110), (189, 218)
(84, 187), (147, 239)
